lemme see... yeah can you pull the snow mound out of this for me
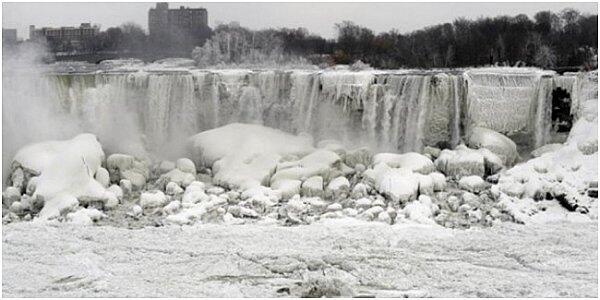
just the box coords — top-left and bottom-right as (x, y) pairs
(496, 97), (598, 221)
(189, 123), (314, 189)
(11, 134), (117, 220)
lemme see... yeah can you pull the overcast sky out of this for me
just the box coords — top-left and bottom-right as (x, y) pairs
(3, 2), (598, 40)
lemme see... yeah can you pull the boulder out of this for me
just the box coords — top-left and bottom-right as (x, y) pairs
(466, 127), (518, 166)
(373, 152), (435, 174)
(458, 176), (487, 193)
(434, 145), (485, 179)
(301, 176), (324, 197)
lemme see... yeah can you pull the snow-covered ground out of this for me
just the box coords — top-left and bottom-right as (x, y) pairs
(2, 220), (597, 297)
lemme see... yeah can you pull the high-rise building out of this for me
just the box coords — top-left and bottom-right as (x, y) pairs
(148, 2), (210, 52)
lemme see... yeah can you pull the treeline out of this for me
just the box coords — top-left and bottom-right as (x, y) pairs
(332, 8), (597, 69)
(191, 8), (597, 69)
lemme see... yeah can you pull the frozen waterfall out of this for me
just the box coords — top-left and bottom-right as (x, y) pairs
(32, 67), (592, 160)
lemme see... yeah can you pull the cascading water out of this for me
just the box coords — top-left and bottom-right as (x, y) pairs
(18, 67), (589, 163)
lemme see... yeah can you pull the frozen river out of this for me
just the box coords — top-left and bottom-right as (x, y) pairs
(2, 220), (597, 297)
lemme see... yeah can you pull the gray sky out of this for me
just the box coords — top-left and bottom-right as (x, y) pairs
(3, 2), (598, 40)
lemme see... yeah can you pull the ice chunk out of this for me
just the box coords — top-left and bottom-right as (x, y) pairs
(189, 123), (314, 189)
(176, 158), (196, 174)
(373, 152), (435, 174)
(467, 127), (518, 166)
(301, 176), (324, 197)
(140, 191), (168, 209)
(434, 145), (485, 179)
(458, 176), (487, 193)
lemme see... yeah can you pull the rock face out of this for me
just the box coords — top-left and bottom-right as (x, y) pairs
(467, 127), (518, 166)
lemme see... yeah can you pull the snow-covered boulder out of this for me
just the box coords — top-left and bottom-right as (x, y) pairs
(106, 153), (149, 190)
(176, 158), (196, 174)
(326, 176), (350, 197)
(107, 184), (123, 200)
(301, 176), (324, 197)
(434, 145), (485, 179)
(467, 127), (518, 166)
(429, 172), (446, 191)
(2, 187), (21, 207)
(189, 123), (314, 189)
(272, 179), (302, 199)
(10, 134), (120, 219)
(458, 176), (487, 193)
(140, 191), (168, 209)
(373, 152), (435, 174)
(95, 167), (110, 188)
(165, 182), (184, 196)
(365, 163), (419, 203)
(159, 169), (195, 189)
(344, 147), (373, 168)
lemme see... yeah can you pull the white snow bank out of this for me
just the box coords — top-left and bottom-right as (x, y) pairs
(189, 123), (314, 189)
(496, 97), (598, 220)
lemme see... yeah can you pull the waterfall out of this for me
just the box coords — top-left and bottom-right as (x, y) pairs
(35, 68), (589, 160)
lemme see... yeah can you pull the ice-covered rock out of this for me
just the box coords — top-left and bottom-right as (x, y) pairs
(165, 182), (184, 196)
(326, 176), (350, 196)
(402, 200), (434, 224)
(140, 191), (168, 209)
(66, 208), (106, 225)
(351, 182), (370, 198)
(272, 179), (302, 199)
(301, 176), (324, 197)
(467, 127), (518, 166)
(11, 134), (117, 216)
(373, 152), (435, 174)
(159, 169), (196, 189)
(158, 160), (176, 174)
(95, 167), (110, 188)
(344, 147), (373, 168)
(106, 153), (149, 189)
(162, 200), (181, 215)
(107, 184), (123, 200)
(326, 203), (342, 212)
(119, 179), (132, 195)
(429, 172), (447, 191)
(416, 174), (434, 195)
(176, 158), (196, 174)
(25, 177), (39, 196)
(3, 187), (21, 207)
(434, 145), (485, 179)
(356, 197), (372, 209)
(189, 123), (314, 189)
(365, 163), (419, 203)
(458, 176), (487, 193)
